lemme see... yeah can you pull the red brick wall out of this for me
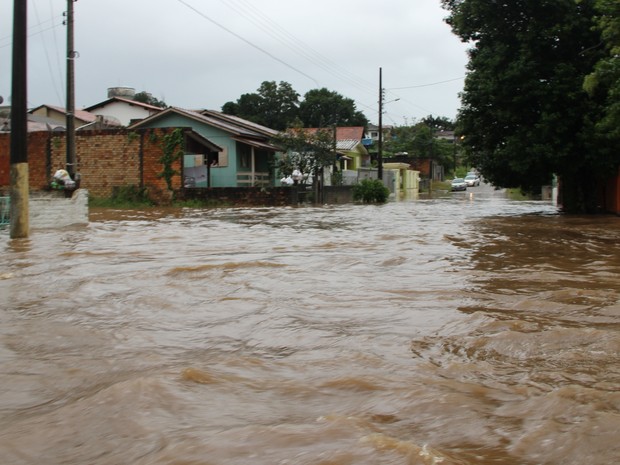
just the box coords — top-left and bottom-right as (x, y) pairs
(0, 133), (9, 188)
(0, 128), (182, 201)
(0, 132), (50, 190)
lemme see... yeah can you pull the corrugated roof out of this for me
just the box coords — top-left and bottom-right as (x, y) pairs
(200, 110), (279, 137)
(85, 97), (164, 113)
(129, 107), (274, 140)
(336, 139), (360, 151)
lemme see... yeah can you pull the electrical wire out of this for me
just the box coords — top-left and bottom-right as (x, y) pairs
(389, 76), (464, 90)
(176, 0), (320, 87)
(218, 0), (376, 95)
(32, 0), (64, 105)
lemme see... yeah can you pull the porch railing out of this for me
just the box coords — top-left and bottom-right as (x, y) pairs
(236, 171), (270, 187)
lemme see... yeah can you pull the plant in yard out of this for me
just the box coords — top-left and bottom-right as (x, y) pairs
(352, 179), (390, 203)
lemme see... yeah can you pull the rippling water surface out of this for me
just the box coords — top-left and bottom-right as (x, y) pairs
(1, 189), (619, 464)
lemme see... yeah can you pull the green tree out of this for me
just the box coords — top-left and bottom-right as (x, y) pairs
(442, 0), (619, 212)
(583, 0), (620, 140)
(273, 125), (335, 187)
(221, 81), (299, 130)
(134, 91), (167, 108)
(422, 115), (455, 131)
(298, 88), (369, 128)
(383, 121), (454, 170)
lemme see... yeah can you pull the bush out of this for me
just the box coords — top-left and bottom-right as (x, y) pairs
(352, 179), (390, 203)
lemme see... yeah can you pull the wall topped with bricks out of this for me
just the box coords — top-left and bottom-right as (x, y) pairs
(0, 128), (182, 202)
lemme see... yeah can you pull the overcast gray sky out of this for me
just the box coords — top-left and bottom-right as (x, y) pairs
(1, 0), (470, 126)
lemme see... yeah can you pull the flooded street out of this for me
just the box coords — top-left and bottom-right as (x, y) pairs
(1, 188), (619, 465)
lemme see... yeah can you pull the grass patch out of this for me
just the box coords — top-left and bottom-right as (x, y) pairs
(432, 180), (452, 191)
(89, 185), (154, 208)
(506, 188), (541, 200)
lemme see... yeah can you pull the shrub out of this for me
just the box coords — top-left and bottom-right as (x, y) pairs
(352, 179), (390, 203)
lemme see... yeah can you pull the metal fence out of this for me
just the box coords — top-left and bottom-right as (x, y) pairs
(0, 196), (9, 228)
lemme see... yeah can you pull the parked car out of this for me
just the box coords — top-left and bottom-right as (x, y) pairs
(464, 174), (480, 186)
(451, 178), (467, 191)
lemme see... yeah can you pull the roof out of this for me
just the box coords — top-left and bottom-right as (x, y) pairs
(305, 126), (365, 141)
(29, 104), (98, 123)
(84, 97), (164, 113)
(200, 110), (279, 138)
(186, 130), (223, 153)
(128, 107), (281, 151)
(336, 139), (361, 151)
(232, 136), (280, 151)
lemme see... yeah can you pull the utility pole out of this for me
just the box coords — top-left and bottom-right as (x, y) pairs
(378, 67), (383, 181)
(65, 0), (76, 178)
(10, 0), (29, 238)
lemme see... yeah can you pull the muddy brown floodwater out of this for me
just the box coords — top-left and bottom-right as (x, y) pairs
(1, 187), (619, 465)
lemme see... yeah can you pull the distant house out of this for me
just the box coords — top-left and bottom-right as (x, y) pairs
(28, 105), (97, 128)
(303, 126), (370, 185)
(1, 104), (118, 132)
(129, 107), (281, 188)
(365, 123), (393, 142)
(84, 97), (163, 126)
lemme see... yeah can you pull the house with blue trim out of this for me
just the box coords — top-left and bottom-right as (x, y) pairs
(129, 108), (282, 188)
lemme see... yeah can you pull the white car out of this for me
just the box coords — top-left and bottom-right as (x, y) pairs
(464, 174), (480, 186)
(451, 178), (467, 191)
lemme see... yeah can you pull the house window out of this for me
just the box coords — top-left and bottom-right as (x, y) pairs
(216, 146), (228, 167)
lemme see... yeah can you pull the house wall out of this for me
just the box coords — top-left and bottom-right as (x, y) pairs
(0, 128), (181, 202)
(141, 113), (240, 188)
(30, 107), (66, 124)
(90, 101), (157, 126)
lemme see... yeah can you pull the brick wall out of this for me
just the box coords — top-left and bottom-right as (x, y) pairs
(0, 132), (50, 190)
(178, 187), (296, 207)
(0, 128), (181, 201)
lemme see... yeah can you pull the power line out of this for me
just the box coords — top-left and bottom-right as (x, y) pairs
(32, 0), (64, 105)
(389, 76), (465, 90)
(218, 0), (376, 95)
(176, 0), (320, 87)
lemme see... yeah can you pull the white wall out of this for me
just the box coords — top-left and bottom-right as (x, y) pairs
(29, 189), (89, 230)
(91, 101), (154, 126)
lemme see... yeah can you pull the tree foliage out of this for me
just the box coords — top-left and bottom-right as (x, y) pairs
(383, 120), (455, 170)
(272, 125), (335, 184)
(221, 81), (300, 131)
(442, 0), (619, 212)
(222, 81), (368, 130)
(134, 91), (167, 108)
(298, 88), (369, 128)
(582, 0), (620, 140)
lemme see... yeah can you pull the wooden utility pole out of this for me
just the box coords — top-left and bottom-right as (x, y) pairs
(65, 0), (76, 178)
(377, 67), (383, 181)
(10, 0), (29, 239)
